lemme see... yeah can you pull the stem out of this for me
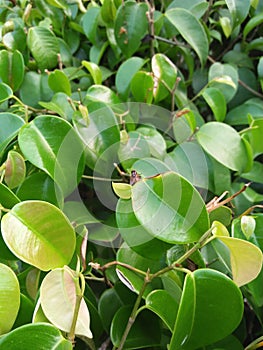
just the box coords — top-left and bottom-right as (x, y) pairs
(151, 227), (213, 279)
(245, 336), (263, 350)
(68, 273), (85, 344)
(117, 270), (151, 350)
(145, 0), (155, 57)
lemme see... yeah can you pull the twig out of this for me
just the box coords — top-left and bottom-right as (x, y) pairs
(117, 270), (151, 350)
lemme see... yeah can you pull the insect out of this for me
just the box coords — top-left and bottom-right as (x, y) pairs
(129, 170), (142, 185)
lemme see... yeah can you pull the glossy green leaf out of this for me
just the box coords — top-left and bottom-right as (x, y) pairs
(152, 53), (178, 102)
(0, 50), (24, 91)
(46, 0), (67, 9)
(137, 126), (167, 160)
(0, 113), (25, 155)
(225, 0), (250, 28)
(39, 92), (74, 120)
(167, 0), (208, 19)
(27, 27), (59, 71)
(244, 12), (263, 39)
(82, 61), (102, 85)
(101, 0), (118, 24)
(82, 7), (100, 45)
(4, 151), (26, 189)
(196, 122), (250, 172)
(114, 1), (148, 57)
(13, 294), (34, 329)
(73, 103), (120, 170)
(48, 69), (71, 96)
(145, 289), (179, 331)
(208, 62), (238, 102)
(209, 206), (233, 227)
(0, 323), (72, 349)
(165, 141), (210, 191)
(173, 110), (196, 144)
(40, 267), (92, 338)
(132, 171), (210, 244)
(111, 306), (161, 349)
(118, 130), (151, 170)
(1, 200), (76, 271)
(225, 98), (263, 125)
(0, 82), (13, 103)
(217, 236), (263, 286)
(245, 119), (263, 157)
(16, 173), (63, 208)
(19, 72), (53, 108)
(241, 215), (256, 239)
(112, 182), (132, 199)
(116, 198), (171, 259)
(165, 8), (208, 66)
(170, 269), (243, 349)
(18, 115), (85, 196)
(0, 263), (20, 335)
(202, 87), (226, 122)
(130, 71), (154, 103)
(85, 85), (121, 105)
(115, 57), (145, 100)
(0, 183), (20, 209)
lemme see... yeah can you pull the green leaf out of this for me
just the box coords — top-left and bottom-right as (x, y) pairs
(208, 62), (238, 102)
(130, 71), (154, 103)
(132, 171), (210, 244)
(0, 323), (72, 349)
(165, 8), (208, 66)
(118, 130), (151, 170)
(116, 198), (171, 259)
(27, 27), (59, 71)
(4, 151), (26, 189)
(40, 267), (92, 338)
(112, 182), (132, 199)
(202, 87), (227, 122)
(16, 173), (63, 208)
(196, 122), (250, 172)
(225, 0), (250, 28)
(48, 69), (71, 96)
(101, 0), (118, 24)
(137, 126), (167, 160)
(1, 200), (76, 271)
(0, 263), (20, 335)
(0, 183), (20, 209)
(0, 113), (25, 155)
(114, 1), (148, 57)
(19, 72), (53, 108)
(115, 57), (145, 100)
(39, 92), (74, 120)
(82, 7), (100, 45)
(73, 103), (120, 170)
(13, 294), (34, 329)
(169, 269), (243, 349)
(82, 61), (102, 85)
(245, 119), (263, 157)
(0, 82), (13, 103)
(165, 141), (210, 190)
(167, 0), (208, 19)
(216, 236), (263, 287)
(241, 215), (256, 239)
(152, 53), (178, 103)
(225, 98), (263, 125)
(0, 50), (24, 91)
(85, 85), (121, 105)
(145, 289), (179, 331)
(111, 306), (161, 349)
(98, 282), (136, 332)
(18, 115), (85, 196)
